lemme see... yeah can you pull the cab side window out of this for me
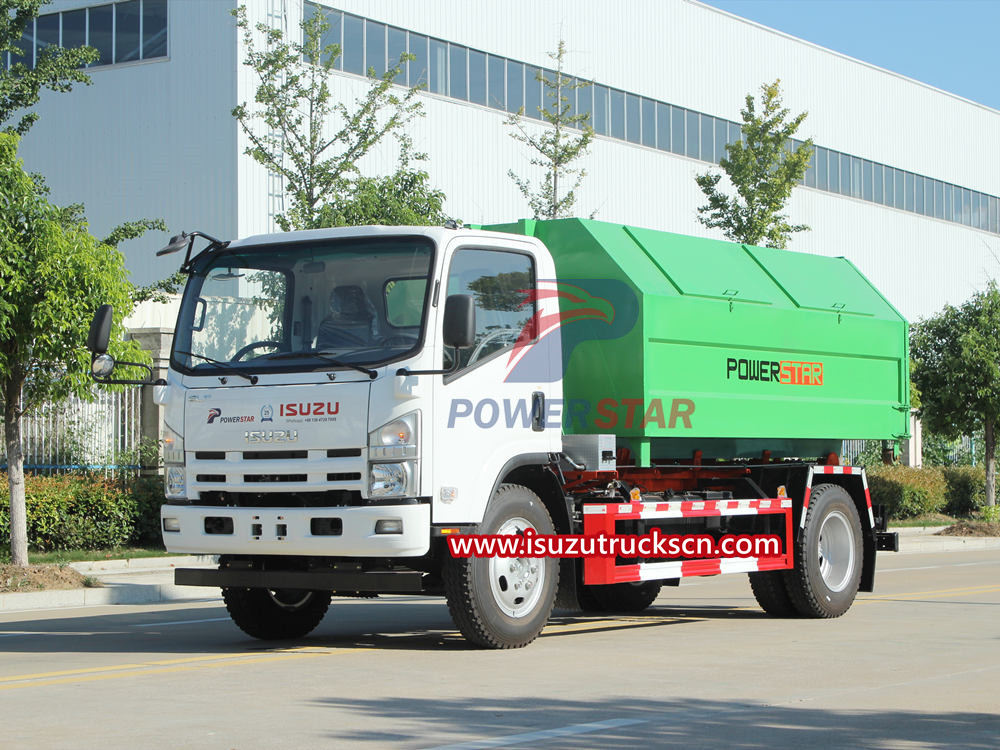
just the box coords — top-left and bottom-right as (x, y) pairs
(445, 249), (535, 371)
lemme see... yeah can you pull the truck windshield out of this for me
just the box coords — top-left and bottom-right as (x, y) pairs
(171, 237), (433, 375)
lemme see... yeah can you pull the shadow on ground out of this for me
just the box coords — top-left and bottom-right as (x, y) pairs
(309, 694), (1000, 749)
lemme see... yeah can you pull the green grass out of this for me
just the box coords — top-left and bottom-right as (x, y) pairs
(0, 546), (170, 565)
(889, 513), (958, 528)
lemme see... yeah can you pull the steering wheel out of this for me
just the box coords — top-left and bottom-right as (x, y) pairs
(468, 329), (519, 365)
(231, 341), (283, 362)
(379, 334), (419, 347)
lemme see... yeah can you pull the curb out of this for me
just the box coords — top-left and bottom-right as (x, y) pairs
(0, 580), (220, 613)
(68, 555), (218, 574)
(895, 536), (1000, 554)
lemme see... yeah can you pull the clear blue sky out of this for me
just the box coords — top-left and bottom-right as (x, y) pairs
(700, 0), (1000, 111)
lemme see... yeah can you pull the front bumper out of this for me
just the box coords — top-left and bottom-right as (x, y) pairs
(160, 503), (431, 557)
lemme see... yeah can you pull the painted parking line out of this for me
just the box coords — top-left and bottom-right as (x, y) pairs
(425, 718), (648, 750)
(129, 617), (231, 627)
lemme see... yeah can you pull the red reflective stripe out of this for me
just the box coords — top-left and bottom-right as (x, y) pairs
(682, 559), (722, 577)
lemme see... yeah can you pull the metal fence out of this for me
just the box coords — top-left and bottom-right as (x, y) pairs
(1, 387), (142, 477)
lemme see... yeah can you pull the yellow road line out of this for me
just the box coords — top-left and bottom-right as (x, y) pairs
(0, 645), (357, 688)
(859, 583), (1000, 603)
(0, 649), (365, 692)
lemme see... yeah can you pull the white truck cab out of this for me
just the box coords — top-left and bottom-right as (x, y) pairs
(158, 225), (560, 562)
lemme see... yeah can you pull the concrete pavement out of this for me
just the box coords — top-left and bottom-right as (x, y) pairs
(0, 526), (997, 613)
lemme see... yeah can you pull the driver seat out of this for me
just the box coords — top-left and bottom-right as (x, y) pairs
(316, 285), (378, 349)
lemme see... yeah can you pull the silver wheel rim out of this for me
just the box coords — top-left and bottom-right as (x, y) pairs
(488, 516), (545, 618)
(817, 510), (856, 592)
(269, 590), (312, 610)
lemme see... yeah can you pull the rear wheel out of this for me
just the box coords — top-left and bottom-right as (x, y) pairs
(783, 483), (863, 618)
(443, 484), (558, 649)
(748, 571), (798, 616)
(222, 587), (332, 640)
(580, 581), (662, 612)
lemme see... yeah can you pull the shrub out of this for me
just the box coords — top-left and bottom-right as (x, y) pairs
(129, 475), (167, 547)
(941, 466), (987, 516)
(867, 465), (946, 519)
(0, 472), (155, 550)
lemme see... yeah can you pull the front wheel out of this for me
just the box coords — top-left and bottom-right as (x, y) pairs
(783, 483), (863, 618)
(443, 484), (558, 649)
(222, 587), (332, 640)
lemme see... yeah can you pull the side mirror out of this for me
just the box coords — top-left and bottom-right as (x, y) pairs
(443, 294), (475, 349)
(87, 305), (113, 354)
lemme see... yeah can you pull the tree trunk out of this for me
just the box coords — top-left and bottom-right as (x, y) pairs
(985, 419), (996, 508)
(4, 380), (29, 566)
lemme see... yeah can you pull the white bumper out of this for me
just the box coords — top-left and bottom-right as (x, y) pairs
(160, 503), (430, 557)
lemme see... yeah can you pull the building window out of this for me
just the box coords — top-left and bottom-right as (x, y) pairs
(487, 54), (504, 110)
(341, 14), (363, 75)
(429, 39), (447, 95)
(610, 89), (625, 140)
(449, 44), (467, 100)
(468, 49), (486, 106)
(524, 66), (542, 120)
(22, 1), (170, 70)
(302, 2), (1000, 236)
(365, 20), (385, 77)
(505, 60), (523, 113)
(589, 85), (606, 135)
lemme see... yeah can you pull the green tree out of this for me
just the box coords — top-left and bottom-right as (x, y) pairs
(313, 137), (449, 228)
(695, 79), (813, 249)
(506, 40), (593, 219)
(0, 0), (97, 135)
(0, 133), (146, 566)
(232, 5), (425, 231)
(911, 283), (1000, 507)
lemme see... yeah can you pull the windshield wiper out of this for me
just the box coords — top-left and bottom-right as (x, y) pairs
(174, 351), (258, 384)
(264, 350), (378, 380)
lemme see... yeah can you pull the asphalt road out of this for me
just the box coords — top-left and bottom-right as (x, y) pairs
(1, 549), (998, 749)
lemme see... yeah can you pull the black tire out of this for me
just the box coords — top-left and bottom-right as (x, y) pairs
(748, 571), (798, 617)
(581, 581), (663, 612)
(222, 587), (332, 640)
(443, 484), (559, 649)
(783, 483), (863, 618)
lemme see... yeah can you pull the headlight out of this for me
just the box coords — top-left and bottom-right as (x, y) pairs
(162, 424), (185, 465)
(165, 466), (186, 498)
(370, 462), (411, 497)
(369, 412), (419, 459)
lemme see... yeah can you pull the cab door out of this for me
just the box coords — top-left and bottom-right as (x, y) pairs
(431, 243), (561, 524)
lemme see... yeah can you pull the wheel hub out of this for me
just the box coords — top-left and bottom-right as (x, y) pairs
(488, 516), (545, 618)
(817, 509), (856, 592)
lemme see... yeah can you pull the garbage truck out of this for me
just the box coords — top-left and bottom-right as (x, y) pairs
(86, 218), (905, 648)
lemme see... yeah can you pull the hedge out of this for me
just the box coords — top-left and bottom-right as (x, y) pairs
(0, 473), (166, 551)
(867, 465), (947, 519)
(941, 466), (988, 516)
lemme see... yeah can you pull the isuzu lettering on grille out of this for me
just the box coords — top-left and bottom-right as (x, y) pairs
(244, 429), (299, 444)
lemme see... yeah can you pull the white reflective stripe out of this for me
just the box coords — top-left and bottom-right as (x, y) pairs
(780, 499), (792, 508)
(583, 505), (608, 515)
(800, 466), (814, 529)
(862, 471), (869, 490)
(868, 507), (876, 527)
(638, 509), (683, 519)
(636, 561), (682, 580)
(720, 557), (759, 574)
